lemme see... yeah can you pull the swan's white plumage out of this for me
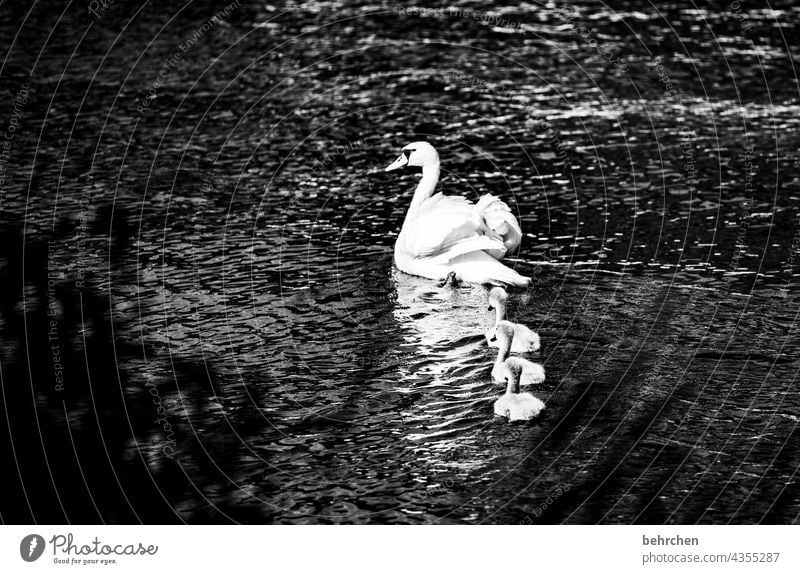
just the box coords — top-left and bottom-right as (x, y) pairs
(487, 323), (540, 353)
(494, 392), (545, 421)
(493, 357), (545, 421)
(486, 287), (541, 352)
(475, 194), (522, 253)
(387, 142), (530, 287)
(491, 321), (545, 384)
(491, 356), (545, 385)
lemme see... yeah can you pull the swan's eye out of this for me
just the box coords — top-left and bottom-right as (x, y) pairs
(403, 149), (415, 159)
(487, 304), (494, 311)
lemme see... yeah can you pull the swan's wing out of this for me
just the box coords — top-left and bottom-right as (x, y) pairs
(425, 192), (473, 213)
(401, 194), (481, 259)
(493, 396), (511, 418)
(426, 235), (506, 265)
(512, 324), (541, 352)
(400, 193), (518, 263)
(520, 361), (546, 385)
(509, 395), (545, 420)
(476, 194), (523, 253)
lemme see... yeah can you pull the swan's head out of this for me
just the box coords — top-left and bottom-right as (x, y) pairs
(385, 141), (439, 171)
(488, 320), (514, 345)
(502, 359), (523, 394)
(487, 286), (508, 311)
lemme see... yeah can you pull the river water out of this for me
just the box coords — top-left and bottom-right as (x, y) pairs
(0, 1), (798, 523)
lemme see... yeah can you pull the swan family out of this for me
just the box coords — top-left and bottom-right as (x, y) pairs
(386, 141), (546, 422)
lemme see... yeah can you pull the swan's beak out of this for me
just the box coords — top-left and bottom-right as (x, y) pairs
(487, 305), (494, 311)
(385, 154), (408, 172)
(489, 334), (497, 343)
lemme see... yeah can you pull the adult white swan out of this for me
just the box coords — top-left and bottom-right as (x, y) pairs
(385, 142), (530, 287)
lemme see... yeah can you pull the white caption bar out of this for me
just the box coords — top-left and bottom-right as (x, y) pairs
(1, 525), (798, 573)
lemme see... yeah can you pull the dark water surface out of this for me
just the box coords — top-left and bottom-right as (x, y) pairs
(1, 1), (799, 523)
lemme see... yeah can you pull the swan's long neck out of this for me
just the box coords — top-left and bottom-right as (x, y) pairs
(493, 302), (505, 328)
(506, 374), (520, 395)
(404, 162), (440, 222)
(494, 333), (512, 371)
